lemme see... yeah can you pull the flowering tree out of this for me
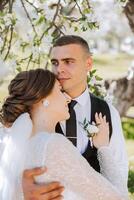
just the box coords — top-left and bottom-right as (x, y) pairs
(105, 0), (134, 117)
(0, 0), (127, 70)
(0, 0), (99, 71)
(124, 0), (134, 33)
(0, 0), (133, 117)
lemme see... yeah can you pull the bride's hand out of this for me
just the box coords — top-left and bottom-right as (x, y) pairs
(92, 112), (109, 149)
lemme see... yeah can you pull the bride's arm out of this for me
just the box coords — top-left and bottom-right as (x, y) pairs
(98, 146), (128, 199)
(92, 112), (128, 198)
(44, 134), (126, 200)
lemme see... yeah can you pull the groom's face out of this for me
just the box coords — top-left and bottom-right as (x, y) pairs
(51, 44), (92, 98)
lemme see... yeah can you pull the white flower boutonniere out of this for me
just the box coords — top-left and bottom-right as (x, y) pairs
(79, 118), (99, 138)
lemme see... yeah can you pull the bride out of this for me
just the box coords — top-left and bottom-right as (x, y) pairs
(0, 69), (127, 200)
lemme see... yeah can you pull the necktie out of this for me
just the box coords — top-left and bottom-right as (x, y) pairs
(66, 100), (77, 146)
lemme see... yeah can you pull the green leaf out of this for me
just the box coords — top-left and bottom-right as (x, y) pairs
(90, 69), (97, 76)
(81, 26), (88, 32)
(83, 8), (91, 14)
(80, 15), (86, 21)
(20, 42), (29, 52)
(16, 67), (22, 72)
(11, 18), (17, 26)
(84, 123), (88, 129)
(119, 0), (127, 2)
(84, 118), (87, 124)
(87, 22), (99, 30)
(36, 16), (45, 25)
(87, 22), (94, 30)
(87, 76), (91, 83)
(95, 75), (103, 81)
(74, 26), (78, 32)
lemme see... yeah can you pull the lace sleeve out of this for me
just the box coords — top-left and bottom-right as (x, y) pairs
(44, 134), (125, 200)
(98, 146), (128, 199)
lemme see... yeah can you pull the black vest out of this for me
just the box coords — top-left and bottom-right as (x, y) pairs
(55, 93), (112, 173)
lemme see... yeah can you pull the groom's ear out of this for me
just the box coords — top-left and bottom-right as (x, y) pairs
(86, 56), (92, 72)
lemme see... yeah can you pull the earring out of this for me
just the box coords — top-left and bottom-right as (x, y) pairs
(43, 100), (50, 107)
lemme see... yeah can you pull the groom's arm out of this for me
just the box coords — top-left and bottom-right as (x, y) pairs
(22, 167), (64, 200)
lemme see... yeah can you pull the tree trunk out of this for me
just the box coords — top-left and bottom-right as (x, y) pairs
(105, 76), (134, 117)
(124, 0), (134, 33)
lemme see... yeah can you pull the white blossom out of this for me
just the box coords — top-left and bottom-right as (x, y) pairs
(127, 61), (134, 80)
(43, 4), (55, 21)
(98, 85), (107, 96)
(86, 124), (99, 134)
(3, 13), (14, 26)
(13, 1), (33, 41)
(0, 59), (15, 80)
(90, 76), (97, 86)
(0, 37), (3, 49)
(42, 34), (53, 47)
(11, 40), (21, 54)
(0, 60), (10, 79)
(104, 94), (114, 104)
(39, 42), (50, 54)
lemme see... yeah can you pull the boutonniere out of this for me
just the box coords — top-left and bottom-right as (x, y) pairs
(79, 118), (99, 138)
(79, 118), (99, 147)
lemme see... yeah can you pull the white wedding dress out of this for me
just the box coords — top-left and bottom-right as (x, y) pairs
(0, 114), (128, 200)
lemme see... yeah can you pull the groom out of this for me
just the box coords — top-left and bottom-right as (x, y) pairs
(23, 35), (128, 200)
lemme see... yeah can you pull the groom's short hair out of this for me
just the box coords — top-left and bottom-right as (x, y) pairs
(53, 35), (92, 55)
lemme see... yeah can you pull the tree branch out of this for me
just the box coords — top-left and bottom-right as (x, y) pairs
(53, 23), (65, 35)
(9, 0), (13, 13)
(25, 0), (43, 13)
(45, 46), (52, 69)
(74, 0), (83, 16)
(64, 16), (84, 22)
(0, 0), (14, 56)
(4, 25), (13, 60)
(0, 0), (9, 11)
(40, 0), (61, 42)
(26, 53), (33, 70)
(17, 55), (32, 65)
(85, 0), (91, 10)
(124, 0), (134, 33)
(0, 26), (10, 54)
(20, 0), (37, 35)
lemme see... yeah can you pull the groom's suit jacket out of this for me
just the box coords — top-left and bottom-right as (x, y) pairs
(56, 93), (112, 173)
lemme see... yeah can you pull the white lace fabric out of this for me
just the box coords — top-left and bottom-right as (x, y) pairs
(98, 146), (128, 199)
(0, 113), (128, 200)
(25, 133), (127, 200)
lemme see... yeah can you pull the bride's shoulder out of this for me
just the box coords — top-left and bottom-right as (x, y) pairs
(31, 132), (67, 145)
(49, 133), (77, 151)
(51, 133), (69, 143)
(33, 133), (75, 151)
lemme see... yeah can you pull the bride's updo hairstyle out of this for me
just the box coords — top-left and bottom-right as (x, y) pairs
(0, 69), (56, 126)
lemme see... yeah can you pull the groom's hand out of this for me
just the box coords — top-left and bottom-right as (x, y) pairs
(22, 167), (64, 200)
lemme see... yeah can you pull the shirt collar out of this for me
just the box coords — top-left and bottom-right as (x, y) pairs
(73, 87), (90, 106)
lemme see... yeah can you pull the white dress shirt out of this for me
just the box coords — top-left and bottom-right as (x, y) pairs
(60, 88), (90, 154)
(60, 87), (128, 171)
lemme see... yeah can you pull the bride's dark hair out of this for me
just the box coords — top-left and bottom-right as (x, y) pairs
(0, 69), (56, 126)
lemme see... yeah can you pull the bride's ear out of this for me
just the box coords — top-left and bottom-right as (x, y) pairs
(43, 99), (50, 108)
